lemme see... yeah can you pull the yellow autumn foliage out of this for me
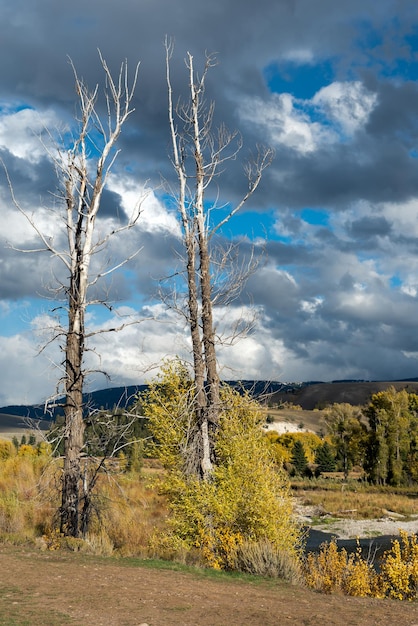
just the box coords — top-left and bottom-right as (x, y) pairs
(269, 431), (323, 463)
(142, 360), (301, 571)
(379, 530), (418, 600)
(304, 530), (418, 600)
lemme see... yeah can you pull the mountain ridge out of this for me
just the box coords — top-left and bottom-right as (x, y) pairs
(2, 378), (418, 419)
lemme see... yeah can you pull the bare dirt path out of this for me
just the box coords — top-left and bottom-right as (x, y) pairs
(1, 545), (418, 625)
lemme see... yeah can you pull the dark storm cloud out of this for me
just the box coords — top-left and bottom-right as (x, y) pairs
(0, 0), (416, 217)
(266, 133), (418, 210)
(0, 149), (55, 204)
(345, 215), (392, 239)
(367, 81), (418, 140)
(0, 248), (51, 299)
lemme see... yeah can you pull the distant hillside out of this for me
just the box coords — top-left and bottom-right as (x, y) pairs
(271, 380), (418, 410)
(2, 379), (418, 425)
(0, 385), (147, 421)
(0, 413), (51, 436)
(0, 381), (288, 421)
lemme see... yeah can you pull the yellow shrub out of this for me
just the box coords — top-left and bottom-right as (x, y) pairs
(304, 539), (383, 597)
(18, 444), (37, 457)
(343, 543), (382, 598)
(379, 531), (418, 600)
(0, 439), (16, 460)
(304, 540), (347, 593)
(142, 361), (301, 571)
(304, 532), (418, 600)
(37, 441), (52, 457)
(275, 432), (323, 463)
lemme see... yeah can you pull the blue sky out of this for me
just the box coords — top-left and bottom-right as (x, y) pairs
(1, 1), (418, 404)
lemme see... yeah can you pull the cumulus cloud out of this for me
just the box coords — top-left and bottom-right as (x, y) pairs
(239, 92), (336, 153)
(107, 176), (181, 237)
(312, 81), (377, 135)
(239, 79), (377, 156)
(0, 106), (60, 163)
(1, 0), (418, 403)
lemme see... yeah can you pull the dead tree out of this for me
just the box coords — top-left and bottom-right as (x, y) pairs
(6, 53), (141, 536)
(165, 40), (273, 479)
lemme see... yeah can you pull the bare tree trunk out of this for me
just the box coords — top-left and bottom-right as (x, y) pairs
(7, 53), (141, 536)
(199, 233), (220, 468)
(183, 229), (211, 478)
(166, 43), (213, 479)
(58, 56), (140, 536)
(60, 239), (86, 535)
(165, 40), (272, 480)
(191, 71), (220, 474)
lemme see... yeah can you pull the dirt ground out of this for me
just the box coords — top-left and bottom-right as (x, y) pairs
(2, 545), (418, 625)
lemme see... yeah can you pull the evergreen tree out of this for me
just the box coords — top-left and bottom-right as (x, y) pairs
(291, 439), (308, 476)
(314, 442), (336, 473)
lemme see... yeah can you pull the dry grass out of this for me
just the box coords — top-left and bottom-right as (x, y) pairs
(0, 452), (59, 539)
(262, 407), (325, 433)
(0, 441), (169, 556)
(1, 439), (418, 567)
(232, 540), (303, 583)
(94, 470), (168, 556)
(293, 480), (418, 519)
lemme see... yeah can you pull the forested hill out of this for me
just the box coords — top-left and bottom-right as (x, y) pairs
(2, 379), (418, 420)
(0, 381), (287, 420)
(0, 385), (147, 421)
(271, 380), (418, 410)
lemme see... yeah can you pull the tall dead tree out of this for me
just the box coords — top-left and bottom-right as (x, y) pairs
(165, 40), (273, 479)
(59, 55), (141, 536)
(7, 53), (141, 537)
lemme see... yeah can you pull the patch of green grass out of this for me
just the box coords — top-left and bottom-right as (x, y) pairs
(363, 530), (383, 538)
(310, 516), (341, 526)
(113, 555), (286, 587)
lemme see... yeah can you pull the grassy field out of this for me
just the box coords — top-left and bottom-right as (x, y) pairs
(292, 478), (418, 519)
(0, 413), (50, 440)
(262, 406), (325, 433)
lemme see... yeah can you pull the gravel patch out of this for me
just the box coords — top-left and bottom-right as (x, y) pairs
(311, 516), (418, 540)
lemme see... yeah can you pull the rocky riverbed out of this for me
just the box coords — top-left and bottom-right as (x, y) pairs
(297, 501), (418, 559)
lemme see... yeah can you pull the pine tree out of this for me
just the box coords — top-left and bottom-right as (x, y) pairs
(291, 439), (308, 476)
(314, 442), (336, 473)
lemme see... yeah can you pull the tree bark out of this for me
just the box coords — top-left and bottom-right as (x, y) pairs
(165, 42), (271, 480)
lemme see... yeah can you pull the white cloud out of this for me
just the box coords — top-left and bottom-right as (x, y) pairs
(312, 81), (377, 135)
(401, 285), (417, 297)
(239, 80), (377, 153)
(0, 333), (58, 405)
(239, 93), (335, 154)
(380, 198), (418, 238)
(108, 175), (181, 237)
(0, 107), (60, 163)
(300, 297), (323, 314)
